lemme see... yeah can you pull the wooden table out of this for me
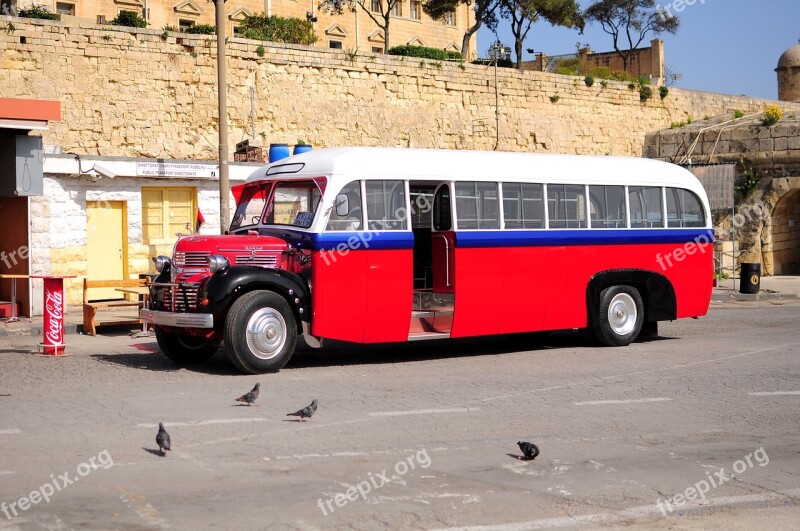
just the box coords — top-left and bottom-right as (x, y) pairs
(115, 286), (152, 337)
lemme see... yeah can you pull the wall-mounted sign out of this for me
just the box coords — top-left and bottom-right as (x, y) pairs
(136, 162), (218, 178)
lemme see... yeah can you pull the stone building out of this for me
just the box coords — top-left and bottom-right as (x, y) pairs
(5, 0), (475, 56)
(522, 39), (665, 84)
(777, 42), (800, 103)
(644, 113), (800, 276)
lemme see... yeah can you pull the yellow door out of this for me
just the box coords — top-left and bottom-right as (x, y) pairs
(167, 188), (195, 238)
(86, 201), (127, 301)
(142, 187), (197, 244)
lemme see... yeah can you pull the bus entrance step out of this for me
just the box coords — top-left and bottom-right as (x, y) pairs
(408, 331), (451, 341)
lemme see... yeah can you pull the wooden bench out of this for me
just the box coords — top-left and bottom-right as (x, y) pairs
(82, 279), (147, 336)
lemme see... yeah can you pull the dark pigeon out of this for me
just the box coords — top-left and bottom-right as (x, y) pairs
(156, 423), (171, 456)
(235, 383), (260, 406)
(287, 399), (318, 422)
(517, 441), (539, 460)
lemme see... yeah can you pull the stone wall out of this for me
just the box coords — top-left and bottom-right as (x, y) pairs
(644, 114), (800, 275)
(4, 19), (800, 162)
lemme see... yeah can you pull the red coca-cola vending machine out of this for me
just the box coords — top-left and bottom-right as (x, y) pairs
(36, 275), (74, 355)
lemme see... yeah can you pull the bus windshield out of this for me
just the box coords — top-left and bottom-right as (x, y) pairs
(230, 183), (272, 231)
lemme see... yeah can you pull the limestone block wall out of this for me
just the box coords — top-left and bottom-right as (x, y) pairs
(4, 19), (799, 163)
(644, 115), (800, 275)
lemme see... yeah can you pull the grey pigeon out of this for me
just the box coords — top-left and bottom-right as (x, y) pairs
(517, 441), (539, 460)
(235, 383), (260, 406)
(287, 399), (318, 422)
(156, 423), (171, 456)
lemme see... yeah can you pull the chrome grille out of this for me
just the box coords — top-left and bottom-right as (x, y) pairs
(174, 251), (211, 268)
(234, 252), (279, 268)
(164, 282), (200, 312)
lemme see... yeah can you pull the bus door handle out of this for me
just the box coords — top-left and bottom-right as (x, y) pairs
(433, 234), (451, 287)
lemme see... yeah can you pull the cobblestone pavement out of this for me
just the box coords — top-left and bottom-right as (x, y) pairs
(1, 301), (799, 530)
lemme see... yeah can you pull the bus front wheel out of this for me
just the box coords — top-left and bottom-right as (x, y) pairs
(593, 285), (644, 347)
(225, 290), (297, 374)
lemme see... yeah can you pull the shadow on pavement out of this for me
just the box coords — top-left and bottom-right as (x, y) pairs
(90, 347), (242, 376)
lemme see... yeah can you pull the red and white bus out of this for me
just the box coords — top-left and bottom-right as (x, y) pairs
(142, 147), (713, 374)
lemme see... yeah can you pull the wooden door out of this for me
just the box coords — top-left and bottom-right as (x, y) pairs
(86, 200), (126, 300)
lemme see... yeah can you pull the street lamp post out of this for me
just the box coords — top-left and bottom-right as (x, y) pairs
(213, 0), (231, 232)
(493, 41), (505, 151)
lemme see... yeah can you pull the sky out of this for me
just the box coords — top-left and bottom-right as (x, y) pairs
(477, 0), (800, 100)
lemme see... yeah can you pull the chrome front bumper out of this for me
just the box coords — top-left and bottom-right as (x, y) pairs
(140, 309), (214, 328)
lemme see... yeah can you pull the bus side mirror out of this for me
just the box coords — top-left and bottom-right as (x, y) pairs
(335, 194), (349, 217)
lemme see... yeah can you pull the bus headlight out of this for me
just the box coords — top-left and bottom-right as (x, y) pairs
(153, 255), (171, 273)
(207, 254), (230, 273)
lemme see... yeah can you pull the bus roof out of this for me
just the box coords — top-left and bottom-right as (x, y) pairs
(245, 147), (706, 196)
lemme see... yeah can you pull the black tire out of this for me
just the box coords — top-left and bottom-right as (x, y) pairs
(155, 328), (219, 364)
(224, 290), (297, 374)
(592, 285), (644, 347)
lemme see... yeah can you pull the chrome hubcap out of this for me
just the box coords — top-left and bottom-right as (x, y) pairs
(608, 293), (637, 336)
(245, 308), (287, 360)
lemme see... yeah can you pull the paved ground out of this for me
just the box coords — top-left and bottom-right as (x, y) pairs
(1, 300), (799, 530)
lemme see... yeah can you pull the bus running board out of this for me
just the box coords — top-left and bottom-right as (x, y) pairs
(408, 331), (451, 341)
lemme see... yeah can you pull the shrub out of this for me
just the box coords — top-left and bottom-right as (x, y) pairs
(255, 45), (265, 57)
(445, 50), (463, 61)
(111, 10), (147, 28)
(639, 84), (653, 102)
(182, 24), (216, 35)
(549, 94), (560, 103)
(388, 45), (451, 61)
(472, 58), (513, 68)
(552, 56), (582, 76)
(659, 86), (669, 99)
(733, 109), (744, 119)
(586, 66), (612, 79)
(735, 167), (761, 198)
(17, 4), (59, 20)
(584, 75), (594, 87)
(762, 105), (782, 126)
(239, 14), (317, 45)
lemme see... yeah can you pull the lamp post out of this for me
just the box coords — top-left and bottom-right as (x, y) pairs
(492, 41), (505, 151)
(213, 0), (231, 232)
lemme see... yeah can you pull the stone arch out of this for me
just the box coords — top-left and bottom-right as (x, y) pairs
(770, 187), (800, 274)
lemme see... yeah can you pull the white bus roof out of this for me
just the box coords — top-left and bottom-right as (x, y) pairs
(245, 147), (707, 197)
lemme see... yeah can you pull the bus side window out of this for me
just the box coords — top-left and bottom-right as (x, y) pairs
(455, 182), (499, 230)
(548, 184), (587, 229)
(325, 181), (363, 231)
(589, 185), (626, 229)
(503, 182), (543, 229)
(667, 188), (705, 228)
(366, 180), (407, 230)
(629, 186), (662, 228)
(433, 185), (452, 231)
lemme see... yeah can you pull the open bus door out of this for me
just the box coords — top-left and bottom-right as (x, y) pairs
(431, 184), (455, 295)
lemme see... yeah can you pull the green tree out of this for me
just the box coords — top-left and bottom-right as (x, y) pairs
(423, 0), (501, 59)
(318, 0), (402, 53)
(585, 0), (678, 74)
(499, 0), (584, 69)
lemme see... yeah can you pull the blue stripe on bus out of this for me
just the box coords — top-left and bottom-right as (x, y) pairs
(455, 228), (715, 248)
(258, 227), (714, 251)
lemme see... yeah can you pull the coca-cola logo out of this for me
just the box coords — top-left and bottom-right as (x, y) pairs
(44, 289), (63, 345)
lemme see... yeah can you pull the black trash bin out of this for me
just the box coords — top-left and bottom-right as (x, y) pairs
(739, 263), (761, 294)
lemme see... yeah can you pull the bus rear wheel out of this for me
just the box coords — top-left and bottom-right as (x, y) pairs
(225, 290), (297, 374)
(155, 328), (219, 364)
(593, 285), (644, 347)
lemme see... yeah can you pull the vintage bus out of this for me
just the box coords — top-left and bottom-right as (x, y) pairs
(141, 147), (714, 374)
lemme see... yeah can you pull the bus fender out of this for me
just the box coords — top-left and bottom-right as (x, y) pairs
(586, 270), (677, 323)
(201, 266), (311, 331)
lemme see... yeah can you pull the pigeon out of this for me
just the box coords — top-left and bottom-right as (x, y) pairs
(235, 383), (260, 406)
(156, 423), (171, 456)
(517, 441), (539, 460)
(287, 399), (318, 422)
